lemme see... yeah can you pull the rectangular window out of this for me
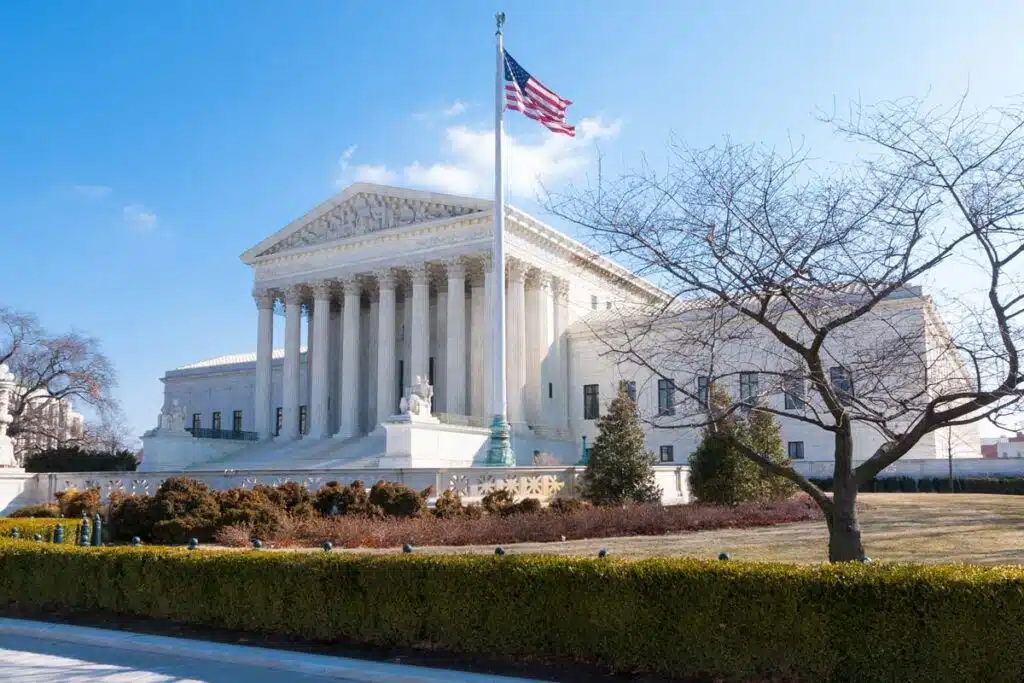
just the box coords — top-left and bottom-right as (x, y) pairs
(299, 405), (308, 435)
(583, 384), (600, 420)
(211, 411), (221, 431)
(548, 382), (553, 399)
(784, 372), (806, 410)
(659, 445), (675, 463)
(697, 375), (710, 408)
(275, 407), (283, 436)
(591, 295), (598, 310)
(232, 410), (242, 432)
(739, 372), (759, 405)
(787, 441), (805, 460)
(396, 360), (404, 412)
(606, 300), (612, 310)
(657, 379), (676, 416)
(428, 357), (435, 386)
(829, 366), (854, 406)
(191, 413), (201, 431)
(619, 380), (637, 402)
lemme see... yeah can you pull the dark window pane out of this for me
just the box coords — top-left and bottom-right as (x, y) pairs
(583, 384), (599, 420)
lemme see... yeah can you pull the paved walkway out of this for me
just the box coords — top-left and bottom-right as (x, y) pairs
(0, 618), (543, 682)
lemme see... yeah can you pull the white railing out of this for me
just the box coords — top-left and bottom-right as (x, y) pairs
(11, 464), (690, 510)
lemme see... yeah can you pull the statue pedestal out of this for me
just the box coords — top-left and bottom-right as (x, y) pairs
(0, 435), (16, 469)
(378, 415), (490, 469)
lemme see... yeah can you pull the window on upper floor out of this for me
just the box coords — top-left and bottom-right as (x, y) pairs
(591, 295), (598, 310)
(739, 372), (759, 405)
(829, 366), (855, 406)
(606, 300), (612, 310)
(619, 380), (637, 403)
(275, 407), (283, 436)
(658, 379), (676, 416)
(191, 413), (201, 431)
(787, 441), (805, 460)
(299, 405), (308, 435)
(211, 411), (221, 432)
(784, 372), (806, 410)
(659, 445), (675, 463)
(583, 384), (600, 420)
(232, 410), (243, 432)
(697, 376), (710, 409)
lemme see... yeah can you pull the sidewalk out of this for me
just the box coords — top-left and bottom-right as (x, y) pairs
(0, 617), (544, 682)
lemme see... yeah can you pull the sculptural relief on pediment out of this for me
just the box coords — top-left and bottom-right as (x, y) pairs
(256, 192), (483, 258)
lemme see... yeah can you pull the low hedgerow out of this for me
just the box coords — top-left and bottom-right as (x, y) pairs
(0, 518), (79, 544)
(809, 476), (1024, 495)
(0, 540), (1022, 682)
(7, 504), (60, 518)
(215, 497), (822, 549)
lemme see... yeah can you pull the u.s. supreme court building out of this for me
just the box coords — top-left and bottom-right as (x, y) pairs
(141, 182), (978, 478)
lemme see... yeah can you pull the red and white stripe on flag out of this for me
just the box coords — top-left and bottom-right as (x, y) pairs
(504, 50), (575, 137)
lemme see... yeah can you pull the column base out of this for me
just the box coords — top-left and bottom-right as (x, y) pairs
(486, 414), (516, 466)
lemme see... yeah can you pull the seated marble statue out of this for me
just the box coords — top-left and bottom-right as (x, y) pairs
(398, 376), (434, 417)
(156, 399), (188, 433)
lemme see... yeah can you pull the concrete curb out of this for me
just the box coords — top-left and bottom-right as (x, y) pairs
(0, 617), (539, 682)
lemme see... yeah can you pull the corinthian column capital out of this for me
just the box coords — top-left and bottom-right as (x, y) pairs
(311, 280), (333, 301)
(506, 257), (528, 283)
(283, 285), (304, 307)
(253, 289), (276, 310)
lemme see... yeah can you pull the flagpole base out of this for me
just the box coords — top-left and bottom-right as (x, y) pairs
(486, 414), (516, 466)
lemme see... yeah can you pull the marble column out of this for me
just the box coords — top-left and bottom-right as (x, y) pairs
(435, 285), (448, 411)
(253, 289), (275, 439)
(469, 270), (487, 418)
(304, 304), (314, 434)
(366, 296), (379, 431)
(309, 281), (332, 438)
(446, 260), (467, 415)
(482, 265), (495, 417)
(536, 274), (555, 427)
(335, 297), (345, 434)
(337, 277), (361, 439)
(410, 264), (430, 386)
(282, 285), (303, 440)
(376, 270), (397, 422)
(506, 259), (527, 426)
(553, 279), (570, 430)
(524, 271), (543, 426)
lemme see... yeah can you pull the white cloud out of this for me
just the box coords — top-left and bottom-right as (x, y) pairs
(69, 184), (112, 200)
(123, 204), (157, 232)
(335, 145), (398, 187)
(441, 100), (466, 117)
(399, 117), (621, 198)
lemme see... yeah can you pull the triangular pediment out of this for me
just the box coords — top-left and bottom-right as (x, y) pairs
(241, 183), (491, 262)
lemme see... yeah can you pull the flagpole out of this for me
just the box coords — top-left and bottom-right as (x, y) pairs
(487, 11), (514, 466)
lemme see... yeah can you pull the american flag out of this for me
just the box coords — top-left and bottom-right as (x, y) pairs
(504, 50), (575, 137)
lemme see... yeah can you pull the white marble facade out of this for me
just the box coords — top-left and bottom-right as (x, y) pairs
(152, 183), (979, 471)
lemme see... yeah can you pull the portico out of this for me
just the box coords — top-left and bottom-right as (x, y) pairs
(250, 254), (574, 442)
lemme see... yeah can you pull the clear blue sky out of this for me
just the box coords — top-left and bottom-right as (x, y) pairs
(1, 0), (1021, 443)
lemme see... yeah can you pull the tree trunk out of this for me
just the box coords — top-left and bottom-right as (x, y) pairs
(827, 426), (867, 562)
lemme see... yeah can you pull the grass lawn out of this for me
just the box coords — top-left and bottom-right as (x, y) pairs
(339, 494), (1024, 565)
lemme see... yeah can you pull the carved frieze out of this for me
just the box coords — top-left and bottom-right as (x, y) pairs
(257, 193), (482, 258)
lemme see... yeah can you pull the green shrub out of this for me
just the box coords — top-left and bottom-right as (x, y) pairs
(368, 480), (431, 518)
(481, 488), (517, 516)
(432, 489), (465, 518)
(215, 488), (283, 538)
(23, 446), (138, 473)
(808, 476), (1024, 496)
(0, 518), (77, 543)
(7, 504), (60, 518)
(580, 389), (661, 505)
(313, 480), (374, 517)
(1, 541), (1023, 683)
(149, 477), (220, 543)
(55, 486), (103, 518)
(106, 493), (157, 541)
(253, 482), (314, 517)
(547, 498), (590, 515)
(513, 498), (542, 515)
(689, 386), (796, 505)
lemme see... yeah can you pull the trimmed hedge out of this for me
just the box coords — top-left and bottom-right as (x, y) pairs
(0, 541), (1023, 682)
(810, 476), (1024, 495)
(0, 519), (79, 544)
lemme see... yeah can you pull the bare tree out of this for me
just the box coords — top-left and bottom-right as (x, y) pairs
(549, 96), (1024, 562)
(0, 307), (118, 454)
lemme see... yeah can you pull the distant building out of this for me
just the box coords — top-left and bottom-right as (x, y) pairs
(982, 433), (1024, 459)
(13, 387), (85, 462)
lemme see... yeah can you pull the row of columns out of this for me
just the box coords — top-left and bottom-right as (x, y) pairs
(252, 256), (571, 442)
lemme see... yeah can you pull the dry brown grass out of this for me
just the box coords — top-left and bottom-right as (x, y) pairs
(325, 494), (1024, 565)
